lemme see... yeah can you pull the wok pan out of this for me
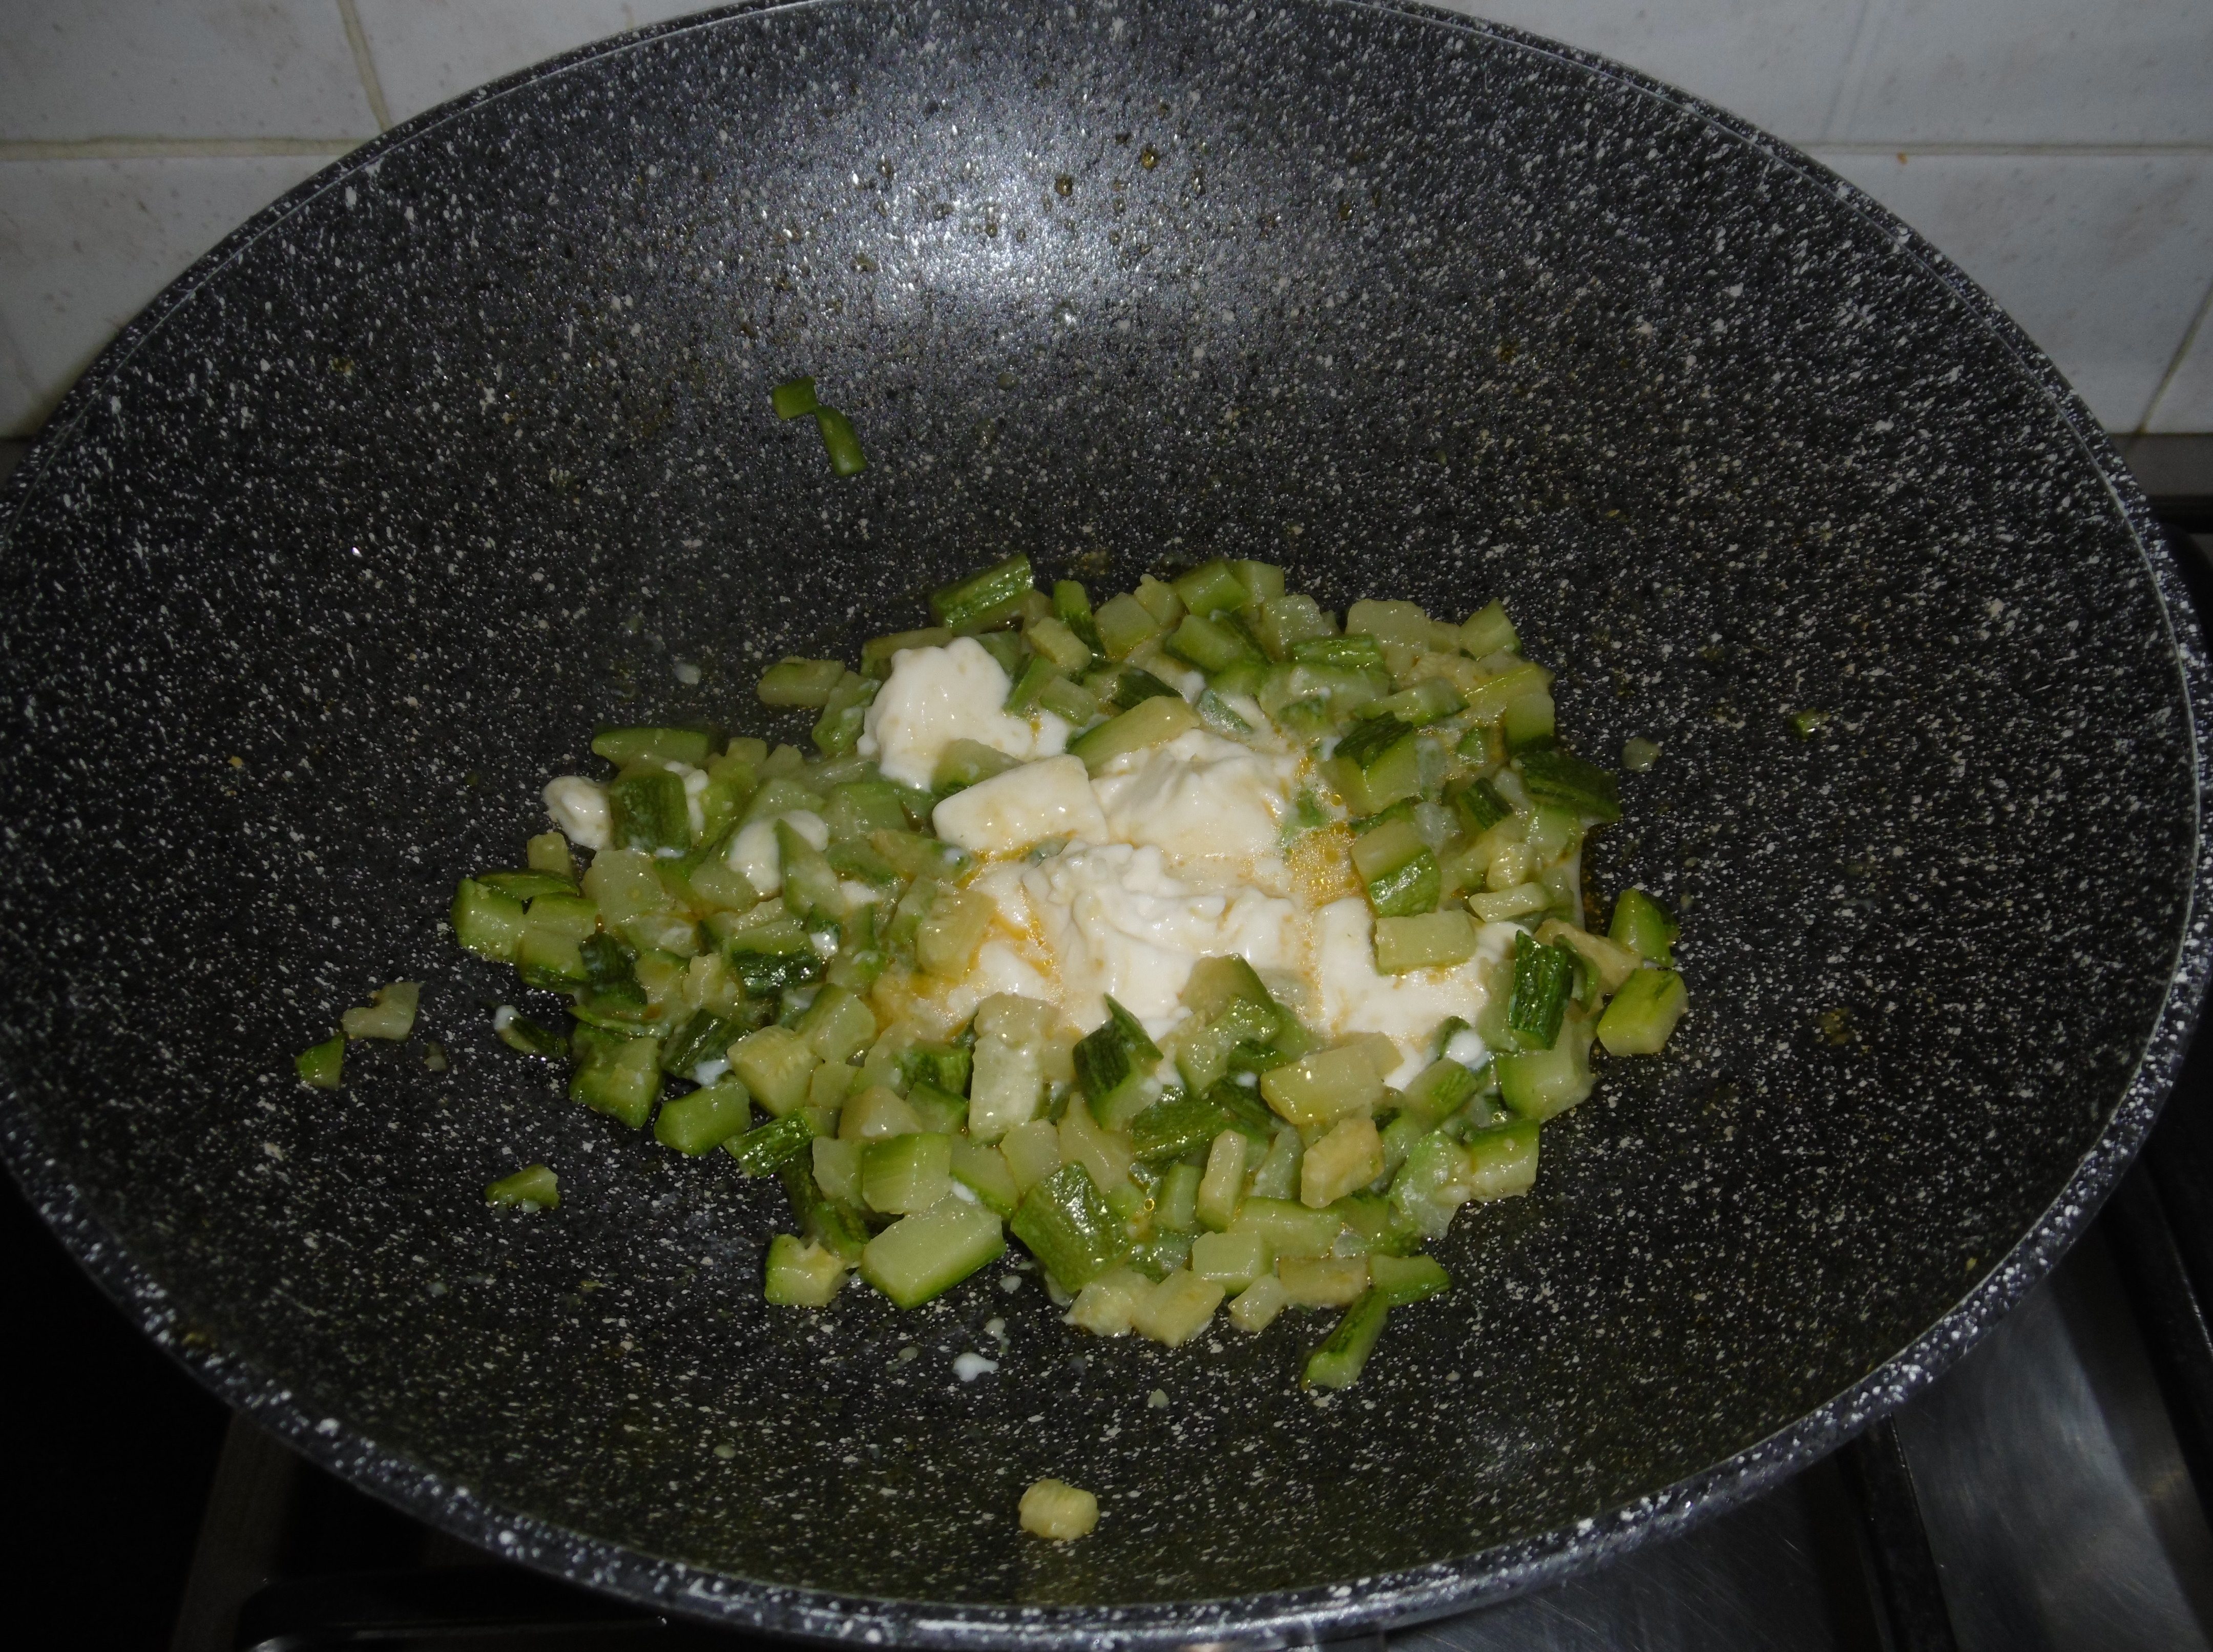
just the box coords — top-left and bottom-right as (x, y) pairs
(2, 0), (2206, 1643)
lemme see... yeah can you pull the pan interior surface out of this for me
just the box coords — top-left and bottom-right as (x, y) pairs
(0, 0), (2200, 1633)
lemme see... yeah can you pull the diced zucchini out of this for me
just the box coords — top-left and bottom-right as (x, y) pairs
(905, 1078), (968, 1135)
(862, 1131), (954, 1214)
(1019, 1478), (1100, 1541)
(869, 829), (974, 884)
(969, 994), (1052, 1141)
(336, 981), (418, 1048)
(861, 625), (955, 677)
(1469, 882), (1553, 923)
(1463, 1120), (1540, 1199)
(1130, 1084), (1260, 1162)
(777, 1159), (870, 1261)
(764, 1234), (847, 1306)
(1064, 1265), (1153, 1335)
(608, 770), (691, 854)
(729, 1026), (821, 1116)
(1280, 1255), (1370, 1308)
(1300, 1116), (1384, 1209)
(1190, 1228), (1271, 1291)
(1068, 695), (1202, 773)
(1459, 599), (1518, 657)
(1260, 1044), (1386, 1129)
(1167, 611), (1264, 675)
(476, 869), (579, 901)
(452, 877), (528, 960)
(1094, 592), (1163, 659)
(295, 1034), (344, 1089)
(1329, 1191), (1422, 1257)
(1131, 1270), (1225, 1346)
(837, 1083), (924, 1140)
(1025, 615), (1094, 673)
(1495, 1015), (1596, 1121)
(809, 1136), (864, 1203)
(1507, 932), (1578, 1049)
(1325, 718), (1421, 815)
(1196, 1130), (1248, 1230)
(1230, 1196), (1343, 1259)
(1608, 887), (1679, 965)
(930, 553), (1035, 632)
(812, 670), (879, 758)
(1074, 996), (1161, 1128)
(1303, 1289), (1390, 1389)
(1397, 1057), (1481, 1125)
(1053, 580), (1103, 650)
(1517, 747), (1621, 824)
(1133, 574), (1186, 628)
(860, 1198), (1006, 1308)
(1364, 677), (1465, 726)
(950, 1137), (1020, 1216)
(1010, 1163), (1128, 1289)
(1246, 1121), (1304, 1199)
(914, 887), (993, 978)
(569, 1032), (661, 1128)
(486, 1163), (560, 1210)
(492, 1005), (569, 1059)
(1352, 819), (1439, 918)
(724, 1111), (815, 1175)
(1369, 1251), (1451, 1304)
(594, 726), (716, 767)
(1374, 910), (1478, 973)
(1157, 1160), (1203, 1231)
(1001, 1118), (1064, 1191)
(1172, 559), (1252, 617)
(1502, 690), (1556, 752)
(655, 1076), (754, 1154)
(1228, 1272), (1291, 1333)
(796, 984), (876, 1065)
(1598, 968), (1688, 1056)
(526, 832), (575, 877)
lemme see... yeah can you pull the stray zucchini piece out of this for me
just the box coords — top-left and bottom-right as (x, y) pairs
(592, 726), (715, 767)
(1010, 1163), (1129, 1289)
(1303, 1288), (1391, 1389)
(1020, 1478), (1099, 1541)
(295, 1034), (344, 1089)
(341, 981), (420, 1042)
(1460, 599), (1518, 657)
(859, 1197), (1006, 1307)
(930, 553), (1035, 632)
(771, 377), (820, 419)
(764, 1233), (847, 1306)
(492, 1005), (569, 1059)
(724, 1111), (816, 1175)
(526, 831), (575, 877)
(1608, 887), (1679, 965)
(757, 657), (848, 708)
(1507, 932), (1578, 1049)
(815, 407), (867, 477)
(656, 1076), (754, 1154)
(1068, 695), (1203, 773)
(1598, 968), (1689, 1055)
(486, 1163), (560, 1210)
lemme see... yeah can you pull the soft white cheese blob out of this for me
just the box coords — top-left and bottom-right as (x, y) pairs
(725, 809), (829, 897)
(543, 777), (611, 849)
(1091, 729), (1298, 877)
(1311, 897), (1513, 1085)
(933, 754), (1109, 855)
(1018, 843), (1300, 1036)
(860, 638), (1069, 788)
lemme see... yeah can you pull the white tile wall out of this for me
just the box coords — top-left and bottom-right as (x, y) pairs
(1830, 0), (2213, 147)
(2, 1), (2209, 438)
(352, 0), (717, 126)
(0, 1), (377, 142)
(1437, 0), (1866, 144)
(1815, 149), (2213, 428)
(0, 155), (329, 435)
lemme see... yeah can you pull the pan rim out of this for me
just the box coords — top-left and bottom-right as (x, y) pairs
(4, 0), (2208, 1643)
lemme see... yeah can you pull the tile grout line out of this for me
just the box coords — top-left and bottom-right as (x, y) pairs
(336, 0), (393, 133)
(2137, 274), (2213, 436)
(0, 138), (363, 161)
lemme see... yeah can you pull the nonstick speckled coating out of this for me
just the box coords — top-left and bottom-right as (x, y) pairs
(2, 1), (2208, 1644)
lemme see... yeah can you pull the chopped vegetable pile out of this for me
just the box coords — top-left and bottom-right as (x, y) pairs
(339, 552), (1687, 1396)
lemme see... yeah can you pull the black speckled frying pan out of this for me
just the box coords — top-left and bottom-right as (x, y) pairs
(2, 1), (2206, 1644)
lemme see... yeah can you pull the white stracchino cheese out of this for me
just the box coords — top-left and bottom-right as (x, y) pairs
(543, 776), (611, 849)
(725, 809), (829, 897)
(1018, 843), (1300, 1036)
(859, 637), (1070, 788)
(1092, 729), (1297, 875)
(933, 754), (1110, 855)
(1311, 897), (1514, 1085)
